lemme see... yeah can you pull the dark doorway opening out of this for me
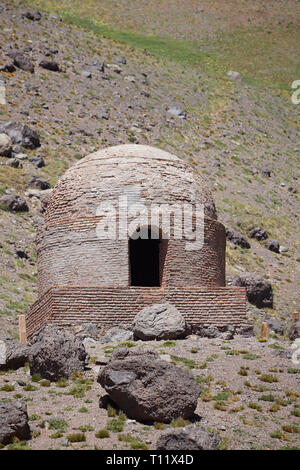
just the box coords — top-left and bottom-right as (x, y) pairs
(129, 228), (160, 286)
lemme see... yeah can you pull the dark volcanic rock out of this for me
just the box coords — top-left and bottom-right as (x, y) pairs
(29, 155), (45, 168)
(249, 227), (268, 241)
(288, 321), (300, 341)
(0, 336), (30, 370)
(39, 60), (60, 72)
(29, 325), (88, 381)
(0, 401), (31, 445)
(98, 348), (200, 423)
(232, 272), (273, 308)
(267, 239), (280, 253)
(156, 424), (220, 450)
(0, 194), (29, 212)
(133, 303), (188, 341)
(22, 10), (42, 21)
(226, 228), (251, 249)
(8, 51), (34, 73)
(27, 175), (50, 190)
(0, 122), (40, 149)
(0, 59), (16, 73)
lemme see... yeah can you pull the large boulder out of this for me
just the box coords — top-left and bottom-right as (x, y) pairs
(0, 336), (29, 370)
(267, 239), (280, 253)
(29, 325), (88, 381)
(288, 321), (300, 341)
(27, 175), (50, 190)
(133, 303), (188, 340)
(7, 52), (34, 73)
(0, 133), (12, 156)
(0, 194), (29, 212)
(249, 227), (268, 241)
(156, 425), (220, 450)
(0, 401), (31, 445)
(263, 316), (284, 336)
(99, 327), (134, 344)
(98, 348), (200, 423)
(226, 228), (251, 249)
(232, 272), (273, 308)
(0, 122), (40, 149)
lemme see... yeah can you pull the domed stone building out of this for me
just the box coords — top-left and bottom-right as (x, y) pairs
(26, 145), (248, 338)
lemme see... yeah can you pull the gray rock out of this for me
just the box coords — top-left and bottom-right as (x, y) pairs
(264, 316), (284, 336)
(22, 10), (42, 21)
(29, 155), (45, 168)
(196, 326), (220, 339)
(39, 60), (60, 72)
(279, 245), (289, 253)
(29, 325), (88, 381)
(27, 175), (50, 190)
(0, 122), (40, 149)
(227, 70), (242, 81)
(232, 272), (273, 308)
(133, 303), (188, 341)
(81, 71), (92, 78)
(98, 348), (200, 423)
(267, 239), (280, 253)
(288, 321), (300, 341)
(226, 228), (251, 249)
(0, 194), (29, 212)
(6, 158), (22, 168)
(0, 133), (12, 156)
(74, 322), (99, 340)
(0, 337), (29, 370)
(235, 324), (254, 337)
(249, 227), (268, 241)
(167, 107), (187, 119)
(99, 327), (134, 344)
(8, 51), (34, 73)
(0, 59), (16, 73)
(0, 401), (31, 445)
(156, 424), (220, 450)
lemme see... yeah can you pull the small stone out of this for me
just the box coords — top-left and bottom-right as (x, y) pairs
(227, 70), (242, 81)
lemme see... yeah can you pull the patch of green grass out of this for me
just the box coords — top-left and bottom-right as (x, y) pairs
(287, 368), (300, 374)
(170, 417), (189, 428)
(7, 441), (31, 450)
(0, 384), (15, 392)
(78, 407), (88, 413)
(106, 418), (125, 433)
(95, 429), (110, 438)
(66, 433), (86, 443)
(23, 384), (38, 392)
(78, 425), (94, 432)
(161, 340), (176, 347)
(171, 355), (196, 369)
(48, 419), (68, 433)
(259, 374), (279, 383)
(242, 353), (261, 360)
(248, 402), (263, 412)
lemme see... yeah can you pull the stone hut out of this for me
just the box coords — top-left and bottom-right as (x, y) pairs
(26, 144), (248, 338)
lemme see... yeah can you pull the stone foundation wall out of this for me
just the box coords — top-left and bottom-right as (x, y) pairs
(26, 286), (248, 338)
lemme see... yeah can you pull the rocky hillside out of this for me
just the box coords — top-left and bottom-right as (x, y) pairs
(0, 0), (299, 340)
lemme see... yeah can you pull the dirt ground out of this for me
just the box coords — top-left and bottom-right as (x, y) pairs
(1, 335), (300, 450)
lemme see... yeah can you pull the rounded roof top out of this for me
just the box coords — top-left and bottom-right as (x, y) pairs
(45, 144), (217, 224)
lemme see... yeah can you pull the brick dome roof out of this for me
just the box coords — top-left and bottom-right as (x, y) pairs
(45, 144), (217, 225)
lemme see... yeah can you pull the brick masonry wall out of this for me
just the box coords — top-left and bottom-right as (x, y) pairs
(26, 285), (248, 338)
(36, 215), (226, 294)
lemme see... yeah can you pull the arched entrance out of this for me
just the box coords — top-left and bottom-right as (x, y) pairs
(129, 227), (162, 286)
